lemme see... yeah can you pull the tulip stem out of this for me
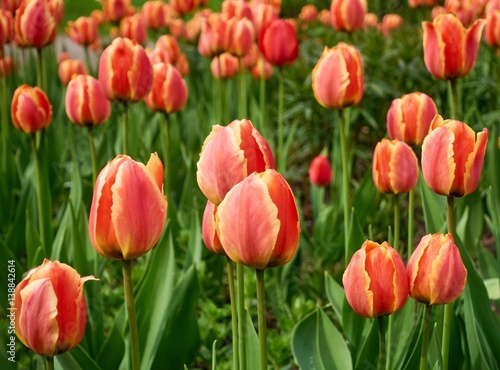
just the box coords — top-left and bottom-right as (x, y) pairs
(122, 260), (141, 370)
(339, 108), (351, 265)
(238, 59), (247, 119)
(121, 104), (129, 155)
(277, 67), (285, 173)
(259, 61), (266, 133)
(449, 79), (458, 120)
(393, 194), (400, 252)
(420, 304), (433, 370)
(226, 257), (239, 370)
(256, 268), (268, 370)
(36, 48), (43, 90)
(84, 47), (93, 76)
(1, 70), (8, 172)
(218, 56), (223, 124)
(46, 356), (54, 370)
(88, 127), (98, 185)
(237, 263), (247, 370)
(377, 316), (386, 370)
(408, 188), (415, 257)
(160, 113), (171, 198)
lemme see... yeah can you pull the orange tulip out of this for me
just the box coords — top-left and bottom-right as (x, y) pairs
(330, 0), (367, 33)
(145, 62), (188, 114)
(216, 169), (300, 269)
(363, 12), (379, 28)
(197, 119), (275, 205)
(242, 42), (259, 69)
(421, 115), (488, 197)
(202, 200), (224, 255)
(88, 153), (167, 260)
(484, 8), (500, 48)
(11, 84), (52, 133)
(65, 75), (111, 126)
(444, 0), (480, 27)
(380, 13), (403, 35)
(66, 16), (98, 46)
(155, 34), (181, 64)
(14, 0), (56, 48)
(312, 42), (364, 110)
(258, 18), (298, 67)
(58, 59), (87, 86)
(343, 240), (408, 318)
(251, 2), (277, 37)
(222, 0), (252, 20)
(141, 0), (169, 29)
(309, 154), (333, 187)
(386, 92), (438, 146)
(198, 12), (231, 58)
(228, 17), (255, 57)
(0, 55), (15, 77)
(12, 259), (96, 357)
(98, 37), (153, 104)
(407, 233), (467, 305)
(408, 0), (439, 8)
(170, 0), (200, 15)
(0, 9), (13, 46)
(120, 13), (147, 45)
(251, 56), (273, 79)
(299, 4), (318, 23)
(372, 139), (419, 194)
(47, 0), (63, 25)
(175, 52), (190, 77)
(211, 52), (239, 79)
(101, 0), (130, 23)
(422, 13), (485, 80)
(2, 0), (22, 14)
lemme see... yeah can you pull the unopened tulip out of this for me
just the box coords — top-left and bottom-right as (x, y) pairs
(58, 59), (87, 86)
(229, 17), (255, 57)
(408, 0), (439, 7)
(175, 52), (190, 77)
(422, 13), (485, 80)
(330, 0), (367, 33)
(251, 2), (277, 37)
(251, 57), (273, 79)
(66, 16), (98, 46)
(145, 62), (188, 114)
(102, 0), (130, 23)
(11, 84), (52, 133)
(372, 139), (419, 194)
(120, 13), (147, 45)
(197, 119), (275, 205)
(217, 169), (300, 269)
(0, 9), (13, 46)
(155, 34), (180, 63)
(422, 115), (488, 197)
(141, 0), (169, 29)
(170, 0), (200, 15)
(222, 0), (252, 20)
(66, 75), (111, 126)
(258, 18), (298, 67)
(202, 200), (224, 255)
(386, 92), (438, 146)
(98, 37), (153, 103)
(309, 154), (333, 187)
(2, 0), (22, 14)
(14, 0), (56, 48)
(343, 240), (408, 318)
(211, 52), (239, 79)
(299, 4), (318, 23)
(312, 42), (364, 110)
(88, 153), (167, 260)
(198, 12), (231, 58)
(380, 13), (403, 35)
(12, 259), (96, 357)
(407, 233), (467, 305)
(444, 0), (479, 27)
(243, 43), (259, 69)
(47, 0), (63, 25)
(0, 55), (15, 77)
(363, 12), (379, 28)
(484, 8), (500, 48)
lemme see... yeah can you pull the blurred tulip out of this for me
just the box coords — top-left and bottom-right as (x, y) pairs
(197, 119), (275, 205)
(222, 0), (252, 20)
(2, 0), (22, 14)
(380, 13), (403, 35)
(198, 12), (231, 58)
(408, 0), (439, 7)
(251, 2), (277, 37)
(407, 233), (467, 305)
(258, 18), (298, 67)
(484, 8), (500, 48)
(242, 42), (259, 69)
(14, 0), (56, 48)
(175, 52), (190, 76)
(251, 56), (273, 79)
(372, 139), (419, 194)
(444, 0), (478, 27)
(363, 12), (378, 28)
(299, 4), (318, 23)
(430, 6), (447, 20)
(202, 200), (224, 255)
(66, 16), (98, 46)
(229, 17), (255, 57)
(47, 0), (63, 25)
(155, 34), (180, 63)
(98, 37), (153, 103)
(343, 240), (408, 318)
(421, 115), (488, 197)
(318, 9), (331, 26)
(170, 0), (200, 15)
(211, 52), (239, 79)
(88, 153), (167, 260)
(312, 42), (364, 110)
(0, 9), (13, 46)
(422, 13), (485, 80)
(141, 0), (169, 29)
(0, 55), (15, 77)
(386, 92), (438, 146)
(120, 13), (147, 44)
(309, 154), (333, 187)
(11, 84), (52, 133)
(12, 259), (96, 357)
(66, 75), (111, 126)
(58, 59), (87, 85)
(101, 0), (130, 23)
(91, 9), (107, 25)
(145, 62), (188, 114)
(57, 51), (70, 62)
(330, 0), (367, 33)
(217, 169), (300, 269)
(169, 18), (185, 38)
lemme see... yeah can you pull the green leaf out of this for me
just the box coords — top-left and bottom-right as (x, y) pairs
(242, 309), (260, 370)
(56, 345), (101, 370)
(342, 297), (367, 355)
(347, 208), (366, 264)
(354, 319), (378, 370)
(96, 306), (126, 370)
(324, 271), (344, 323)
(418, 173), (446, 233)
(389, 300), (417, 370)
(483, 278), (500, 300)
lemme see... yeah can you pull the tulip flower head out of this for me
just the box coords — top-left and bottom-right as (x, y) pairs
(14, 0), (56, 48)
(407, 233), (467, 305)
(11, 84), (52, 133)
(0, 9), (13, 46)
(120, 13), (147, 45)
(202, 200), (225, 255)
(12, 259), (97, 357)
(66, 75), (111, 126)
(484, 7), (500, 48)
(210, 52), (239, 79)
(258, 18), (298, 67)
(421, 115), (488, 197)
(66, 16), (98, 46)
(58, 58), (87, 86)
(330, 0), (367, 33)
(145, 62), (188, 114)
(343, 240), (408, 318)
(309, 154), (333, 187)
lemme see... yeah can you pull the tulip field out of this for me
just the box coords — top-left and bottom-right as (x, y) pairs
(2, 0), (500, 369)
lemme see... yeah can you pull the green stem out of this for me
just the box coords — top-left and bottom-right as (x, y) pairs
(218, 56), (223, 124)
(449, 79), (458, 120)
(36, 48), (43, 89)
(393, 194), (400, 252)
(238, 58), (247, 119)
(1, 68), (8, 171)
(317, 186), (325, 217)
(259, 62), (266, 133)
(227, 257), (239, 370)
(121, 104), (129, 155)
(277, 67), (284, 173)
(88, 127), (98, 185)
(420, 305), (433, 370)
(84, 47), (93, 76)
(122, 260), (141, 370)
(237, 263), (247, 370)
(46, 356), (54, 370)
(386, 315), (393, 370)
(256, 269), (268, 370)
(447, 196), (454, 237)
(408, 188), (415, 257)
(339, 108), (351, 264)
(377, 316), (386, 370)
(160, 113), (171, 197)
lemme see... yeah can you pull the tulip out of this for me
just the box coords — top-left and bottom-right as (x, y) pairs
(145, 62), (188, 114)
(169, 18), (185, 39)
(155, 34), (180, 64)
(363, 12), (379, 28)
(120, 13), (147, 45)
(386, 92), (438, 146)
(202, 200), (224, 255)
(198, 12), (231, 58)
(91, 9), (107, 25)
(422, 13), (485, 80)
(258, 18), (298, 67)
(251, 56), (273, 79)
(343, 240), (408, 318)
(88, 153), (167, 260)
(309, 154), (333, 187)
(251, 2), (277, 37)
(484, 8), (500, 48)
(216, 169), (300, 269)
(210, 52), (239, 79)
(66, 16), (98, 46)
(408, 0), (440, 7)
(243, 43), (259, 69)
(407, 233), (467, 305)
(228, 17), (255, 57)
(444, 0), (480, 27)
(11, 84), (52, 133)
(141, 0), (169, 29)
(47, 0), (63, 25)
(14, 0), (56, 48)
(380, 13), (403, 35)
(170, 0), (200, 15)
(330, 0), (367, 33)
(312, 42), (364, 110)
(101, 0), (130, 24)
(2, 0), (22, 14)
(197, 119), (275, 205)
(0, 55), (15, 77)
(98, 37), (153, 104)
(0, 9), (13, 46)
(299, 4), (318, 23)
(175, 52), (190, 77)
(421, 115), (488, 197)
(222, 0), (252, 20)
(372, 139), (419, 194)
(58, 59), (87, 86)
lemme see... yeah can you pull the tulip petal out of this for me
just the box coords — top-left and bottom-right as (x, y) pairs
(448, 121), (475, 196)
(386, 98), (404, 141)
(145, 152), (164, 192)
(463, 128), (488, 195)
(389, 142), (418, 194)
(464, 19), (486, 76)
(438, 14), (465, 79)
(365, 245), (396, 315)
(343, 247), (373, 317)
(407, 234), (433, 304)
(422, 20), (445, 79)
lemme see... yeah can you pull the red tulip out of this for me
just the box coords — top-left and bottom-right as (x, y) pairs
(228, 17), (255, 57)
(155, 34), (181, 64)
(421, 115), (488, 197)
(66, 16), (98, 46)
(98, 37), (153, 104)
(120, 13), (147, 45)
(211, 52), (239, 79)
(202, 200), (224, 255)
(309, 154), (333, 187)
(198, 12), (231, 58)
(408, 0), (440, 8)
(251, 56), (273, 79)
(0, 9), (13, 46)
(258, 18), (298, 67)
(58, 59), (87, 86)
(422, 13), (485, 80)
(386, 92), (438, 146)
(251, 2), (277, 37)
(170, 0), (200, 15)
(11, 84), (52, 133)
(197, 119), (275, 205)
(66, 75), (111, 126)
(330, 0), (367, 33)
(145, 62), (188, 114)
(222, 0), (252, 21)
(101, 0), (130, 23)
(299, 4), (318, 23)
(2, 0), (22, 14)
(141, 0), (169, 29)
(12, 259), (96, 357)
(343, 240), (408, 318)
(312, 42), (364, 110)
(88, 153), (167, 260)
(484, 8), (500, 48)
(407, 233), (467, 305)
(216, 169), (300, 269)
(14, 0), (56, 48)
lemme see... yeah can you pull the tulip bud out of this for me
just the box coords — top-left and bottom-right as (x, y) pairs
(309, 154), (333, 187)
(14, 0), (56, 48)
(343, 240), (408, 318)
(407, 233), (467, 305)
(484, 9), (500, 48)
(198, 13), (231, 58)
(202, 200), (224, 255)
(421, 115), (488, 197)
(211, 52), (239, 79)
(170, 0), (200, 15)
(11, 84), (52, 133)
(0, 55), (15, 77)
(66, 75), (111, 126)
(229, 17), (255, 57)
(299, 4), (318, 23)
(258, 18), (298, 67)
(102, 0), (130, 24)
(2, 0), (22, 14)
(175, 52), (190, 77)
(47, 0), (63, 25)
(145, 62), (188, 114)
(217, 169), (300, 269)
(408, 0), (439, 8)
(251, 2), (277, 37)
(58, 59), (87, 86)
(0, 9), (13, 46)
(330, 0), (367, 33)
(155, 34), (181, 64)
(222, 0), (252, 21)
(251, 57), (273, 80)
(12, 259), (97, 357)
(120, 13), (147, 45)
(141, 0), (169, 29)
(197, 119), (275, 205)
(88, 153), (168, 260)
(66, 16), (98, 46)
